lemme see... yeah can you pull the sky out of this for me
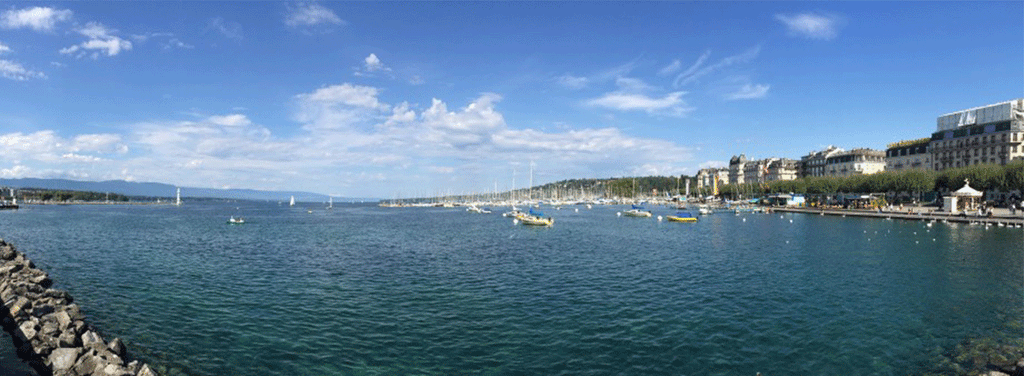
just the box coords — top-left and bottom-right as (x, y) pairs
(0, 2), (1021, 198)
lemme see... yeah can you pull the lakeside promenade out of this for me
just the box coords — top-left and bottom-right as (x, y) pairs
(772, 206), (1024, 226)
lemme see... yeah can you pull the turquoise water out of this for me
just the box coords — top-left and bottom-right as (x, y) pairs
(0, 203), (1021, 375)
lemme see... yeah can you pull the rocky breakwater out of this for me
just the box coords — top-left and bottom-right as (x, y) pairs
(0, 239), (158, 376)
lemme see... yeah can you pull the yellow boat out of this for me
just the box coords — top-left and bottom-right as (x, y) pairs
(519, 216), (554, 226)
(666, 212), (697, 222)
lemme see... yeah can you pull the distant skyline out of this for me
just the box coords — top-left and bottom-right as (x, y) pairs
(1, 2), (1021, 197)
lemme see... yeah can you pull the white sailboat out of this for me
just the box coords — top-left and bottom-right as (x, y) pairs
(175, 188), (181, 206)
(327, 197), (333, 210)
(290, 196), (295, 207)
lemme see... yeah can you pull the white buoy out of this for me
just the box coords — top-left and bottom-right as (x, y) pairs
(513, 219), (519, 225)
(780, 215), (784, 219)
(657, 216), (663, 221)
(575, 208), (579, 213)
(617, 212), (622, 217)
(789, 219), (793, 223)
(742, 218), (746, 222)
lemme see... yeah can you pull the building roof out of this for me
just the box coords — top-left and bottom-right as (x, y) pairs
(952, 180), (983, 197)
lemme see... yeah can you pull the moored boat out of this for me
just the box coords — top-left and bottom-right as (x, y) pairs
(227, 216), (245, 224)
(623, 205), (652, 217)
(666, 212), (697, 222)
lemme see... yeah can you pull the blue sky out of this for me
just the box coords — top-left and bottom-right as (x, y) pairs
(0, 2), (1021, 197)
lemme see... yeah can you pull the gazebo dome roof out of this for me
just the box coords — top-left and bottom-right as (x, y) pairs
(953, 180), (983, 197)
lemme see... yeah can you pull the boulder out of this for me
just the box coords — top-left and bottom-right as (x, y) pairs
(125, 361), (141, 374)
(57, 330), (78, 347)
(101, 363), (130, 376)
(108, 337), (125, 357)
(73, 351), (99, 375)
(32, 303), (55, 317)
(137, 363), (159, 376)
(82, 330), (104, 347)
(18, 319), (37, 342)
(0, 244), (16, 260)
(48, 347), (81, 372)
(55, 310), (72, 331)
(7, 296), (30, 317)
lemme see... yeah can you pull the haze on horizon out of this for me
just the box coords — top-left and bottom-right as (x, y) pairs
(0, 2), (1020, 197)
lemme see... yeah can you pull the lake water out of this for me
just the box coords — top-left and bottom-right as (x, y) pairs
(0, 202), (1020, 375)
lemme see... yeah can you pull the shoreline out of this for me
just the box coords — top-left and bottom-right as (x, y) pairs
(772, 207), (1024, 226)
(0, 239), (159, 376)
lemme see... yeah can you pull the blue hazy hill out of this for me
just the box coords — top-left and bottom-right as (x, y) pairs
(0, 178), (375, 203)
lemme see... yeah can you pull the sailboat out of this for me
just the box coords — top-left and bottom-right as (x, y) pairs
(327, 197), (333, 210)
(290, 196), (295, 207)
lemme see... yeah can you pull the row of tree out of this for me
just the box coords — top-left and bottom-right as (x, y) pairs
(717, 161), (1024, 199)
(11, 189), (131, 203)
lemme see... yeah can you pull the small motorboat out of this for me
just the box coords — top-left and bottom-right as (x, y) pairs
(666, 212), (697, 223)
(622, 205), (652, 218)
(227, 216), (245, 224)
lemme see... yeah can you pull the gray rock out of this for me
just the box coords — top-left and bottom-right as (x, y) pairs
(65, 304), (84, 321)
(31, 303), (54, 317)
(73, 352), (99, 376)
(81, 330), (104, 347)
(0, 245), (16, 260)
(57, 330), (78, 347)
(27, 273), (51, 288)
(125, 360), (141, 374)
(101, 363), (129, 376)
(7, 296), (29, 316)
(55, 310), (72, 331)
(1017, 358), (1024, 368)
(40, 319), (59, 337)
(137, 363), (158, 376)
(18, 320), (37, 342)
(49, 347), (80, 371)
(108, 337), (125, 357)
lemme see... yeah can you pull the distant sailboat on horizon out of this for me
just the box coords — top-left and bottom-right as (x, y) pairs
(290, 195), (295, 207)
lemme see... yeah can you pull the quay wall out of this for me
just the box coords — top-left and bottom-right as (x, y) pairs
(0, 239), (158, 376)
(772, 207), (1024, 226)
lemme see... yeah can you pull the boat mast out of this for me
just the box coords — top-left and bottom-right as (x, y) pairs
(529, 161), (534, 202)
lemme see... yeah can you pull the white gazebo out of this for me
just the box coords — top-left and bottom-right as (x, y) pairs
(944, 179), (983, 213)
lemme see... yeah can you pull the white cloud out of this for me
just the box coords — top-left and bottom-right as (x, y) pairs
(207, 114), (252, 127)
(285, 3), (344, 27)
(72, 134), (125, 153)
(0, 82), (700, 196)
(0, 59), (46, 81)
(726, 83), (770, 100)
(673, 47), (758, 87)
(699, 160), (727, 169)
(60, 22), (132, 58)
(62, 153), (106, 163)
(556, 74), (588, 89)
(658, 59), (682, 76)
(208, 17), (242, 40)
(775, 13), (841, 40)
(0, 42), (10, 54)
(364, 53), (387, 72)
(0, 7), (72, 32)
(614, 77), (654, 93)
(586, 91), (692, 117)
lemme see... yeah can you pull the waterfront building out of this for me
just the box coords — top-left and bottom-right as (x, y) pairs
(696, 168), (728, 190)
(799, 146), (845, 178)
(885, 138), (932, 171)
(929, 99), (1024, 171)
(824, 148), (886, 177)
(728, 154), (747, 185)
(766, 158), (799, 181)
(743, 158), (771, 184)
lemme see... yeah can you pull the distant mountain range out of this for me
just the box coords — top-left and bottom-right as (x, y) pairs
(0, 178), (377, 203)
